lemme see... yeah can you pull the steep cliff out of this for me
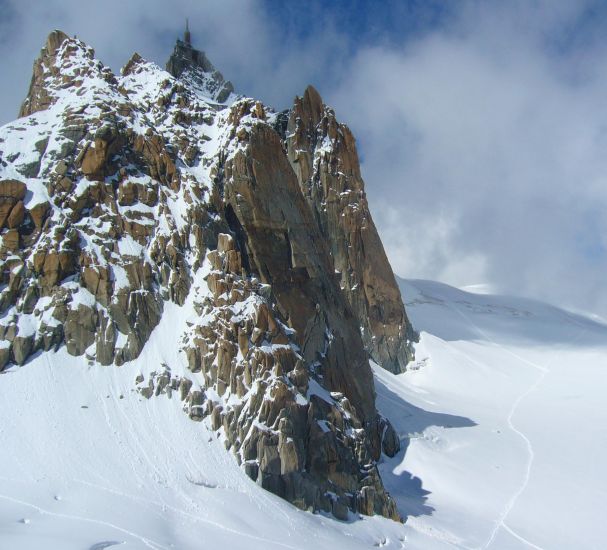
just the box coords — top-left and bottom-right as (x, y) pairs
(286, 86), (417, 374)
(0, 29), (412, 520)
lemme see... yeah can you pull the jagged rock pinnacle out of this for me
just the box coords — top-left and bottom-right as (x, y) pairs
(286, 85), (418, 373)
(166, 28), (234, 103)
(19, 30), (115, 118)
(19, 30), (72, 117)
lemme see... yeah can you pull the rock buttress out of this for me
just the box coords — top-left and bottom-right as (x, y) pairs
(286, 85), (417, 373)
(215, 102), (400, 518)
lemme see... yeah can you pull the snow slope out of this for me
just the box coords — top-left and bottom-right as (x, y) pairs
(376, 279), (607, 549)
(1, 278), (606, 549)
(0, 348), (408, 549)
(0, 287), (408, 550)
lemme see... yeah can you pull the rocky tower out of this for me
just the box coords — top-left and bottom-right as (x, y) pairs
(285, 86), (417, 373)
(0, 30), (411, 520)
(165, 27), (234, 103)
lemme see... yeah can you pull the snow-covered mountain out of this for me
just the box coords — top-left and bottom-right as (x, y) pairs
(2, 277), (606, 549)
(0, 27), (417, 526)
(2, 27), (607, 550)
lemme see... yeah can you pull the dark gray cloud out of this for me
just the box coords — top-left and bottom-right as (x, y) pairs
(2, 0), (607, 316)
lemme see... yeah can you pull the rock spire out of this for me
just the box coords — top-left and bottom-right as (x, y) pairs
(285, 85), (417, 373)
(165, 24), (234, 103)
(184, 18), (191, 46)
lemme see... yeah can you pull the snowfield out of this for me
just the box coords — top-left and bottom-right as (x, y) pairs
(379, 279), (607, 549)
(1, 278), (606, 549)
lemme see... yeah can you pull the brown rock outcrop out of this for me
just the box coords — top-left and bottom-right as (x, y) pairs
(79, 125), (124, 181)
(224, 120), (376, 423)
(0, 180), (27, 229)
(19, 30), (70, 118)
(286, 85), (417, 373)
(178, 241), (400, 520)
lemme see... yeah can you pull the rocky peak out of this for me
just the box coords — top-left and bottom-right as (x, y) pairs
(286, 85), (417, 373)
(166, 33), (234, 103)
(0, 29), (415, 522)
(19, 30), (116, 118)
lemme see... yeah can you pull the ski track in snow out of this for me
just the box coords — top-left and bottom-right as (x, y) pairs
(447, 300), (588, 550)
(94, 379), (300, 549)
(35, 349), (301, 550)
(69, 479), (301, 550)
(0, 493), (168, 549)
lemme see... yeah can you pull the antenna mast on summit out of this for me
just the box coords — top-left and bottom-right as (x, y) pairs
(184, 18), (191, 46)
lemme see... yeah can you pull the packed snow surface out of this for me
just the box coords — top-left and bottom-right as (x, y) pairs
(1, 278), (606, 549)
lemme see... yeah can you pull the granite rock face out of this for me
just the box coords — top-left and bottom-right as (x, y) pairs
(0, 29), (414, 521)
(286, 86), (417, 373)
(223, 118), (376, 423)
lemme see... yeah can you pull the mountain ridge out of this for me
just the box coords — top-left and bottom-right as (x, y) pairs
(0, 29), (415, 520)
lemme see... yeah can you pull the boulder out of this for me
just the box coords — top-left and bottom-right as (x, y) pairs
(0, 179), (27, 201)
(64, 304), (97, 356)
(0, 180), (27, 230)
(12, 334), (34, 365)
(79, 126), (124, 181)
(217, 233), (235, 252)
(381, 420), (400, 458)
(2, 229), (20, 251)
(29, 201), (50, 230)
(6, 201), (25, 228)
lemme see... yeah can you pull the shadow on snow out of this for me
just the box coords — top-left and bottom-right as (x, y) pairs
(374, 373), (477, 521)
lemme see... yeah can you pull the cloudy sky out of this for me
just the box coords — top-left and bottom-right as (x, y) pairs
(2, 0), (607, 316)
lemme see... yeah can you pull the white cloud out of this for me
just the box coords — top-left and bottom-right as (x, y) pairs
(328, 2), (607, 315)
(0, 0), (350, 120)
(2, 0), (607, 315)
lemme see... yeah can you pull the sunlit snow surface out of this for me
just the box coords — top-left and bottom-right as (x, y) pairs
(1, 279), (607, 549)
(378, 279), (607, 549)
